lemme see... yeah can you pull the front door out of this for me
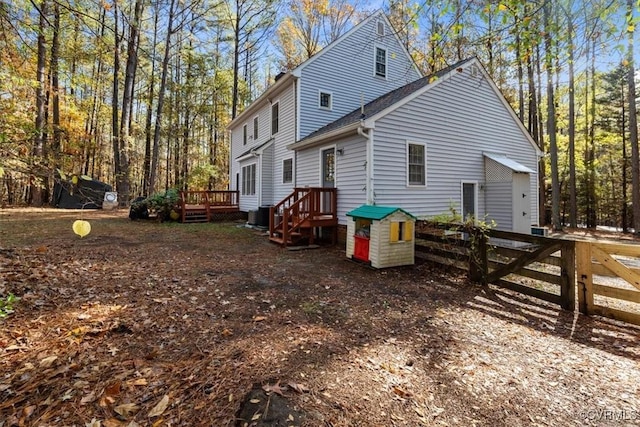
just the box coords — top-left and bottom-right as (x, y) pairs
(321, 148), (335, 214)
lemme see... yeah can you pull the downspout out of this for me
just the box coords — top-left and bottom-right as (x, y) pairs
(357, 121), (374, 205)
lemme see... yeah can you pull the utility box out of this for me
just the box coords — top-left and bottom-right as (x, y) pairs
(346, 205), (416, 269)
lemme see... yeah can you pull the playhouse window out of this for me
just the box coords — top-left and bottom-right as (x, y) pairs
(390, 221), (412, 242)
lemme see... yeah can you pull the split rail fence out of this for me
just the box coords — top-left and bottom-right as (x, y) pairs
(415, 222), (640, 326)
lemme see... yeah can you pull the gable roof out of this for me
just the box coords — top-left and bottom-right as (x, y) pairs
(346, 205), (416, 220)
(287, 57), (542, 156)
(229, 10), (421, 129)
(289, 59), (473, 149)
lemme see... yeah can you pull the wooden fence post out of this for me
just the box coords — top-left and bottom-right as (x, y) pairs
(468, 227), (488, 285)
(560, 241), (576, 311)
(575, 241), (593, 315)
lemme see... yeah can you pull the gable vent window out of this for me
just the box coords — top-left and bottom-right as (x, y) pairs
(243, 123), (248, 145)
(375, 47), (387, 78)
(377, 21), (384, 36)
(319, 91), (332, 109)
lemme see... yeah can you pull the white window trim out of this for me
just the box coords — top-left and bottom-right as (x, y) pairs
(318, 90), (333, 110)
(374, 45), (387, 79)
(282, 157), (293, 184)
(271, 101), (280, 136)
(460, 181), (479, 223)
(253, 115), (259, 140)
(406, 141), (427, 188)
(241, 162), (257, 196)
(242, 123), (248, 145)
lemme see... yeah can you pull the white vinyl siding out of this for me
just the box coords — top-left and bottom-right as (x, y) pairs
(297, 16), (421, 139)
(371, 65), (538, 223)
(297, 135), (367, 225)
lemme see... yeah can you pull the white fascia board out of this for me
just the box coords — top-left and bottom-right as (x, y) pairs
(286, 122), (361, 151)
(228, 73), (295, 130)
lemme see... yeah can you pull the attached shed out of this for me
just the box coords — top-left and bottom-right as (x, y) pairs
(346, 205), (416, 269)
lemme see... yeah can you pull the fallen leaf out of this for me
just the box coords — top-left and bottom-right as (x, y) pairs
(288, 414), (295, 421)
(148, 394), (169, 417)
(262, 381), (285, 396)
(287, 382), (309, 394)
(103, 418), (123, 427)
(22, 405), (36, 418)
(251, 413), (262, 421)
(127, 378), (148, 387)
(221, 328), (233, 337)
(114, 403), (139, 417)
(36, 245), (48, 253)
(392, 385), (412, 398)
(249, 398), (261, 404)
(81, 392), (97, 404)
(39, 355), (58, 368)
(85, 418), (101, 427)
(253, 316), (267, 322)
(105, 382), (121, 397)
(126, 422), (140, 427)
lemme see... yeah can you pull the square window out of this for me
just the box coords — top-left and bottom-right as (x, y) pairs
(319, 92), (332, 109)
(375, 47), (386, 78)
(408, 143), (426, 186)
(283, 158), (293, 183)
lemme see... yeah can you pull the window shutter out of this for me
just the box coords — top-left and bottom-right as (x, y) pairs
(404, 221), (413, 241)
(390, 222), (399, 242)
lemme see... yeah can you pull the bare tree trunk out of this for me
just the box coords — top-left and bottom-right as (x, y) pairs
(51, 3), (61, 167)
(118, 0), (144, 203)
(149, 0), (176, 195)
(628, 0), (640, 234)
(544, 0), (561, 231)
(587, 37), (597, 228)
(31, 0), (48, 206)
(112, 0), (121, 196)
(567, 9), (577, 228)
(231, 12), (241, 119)
(143, 8), (159, 195)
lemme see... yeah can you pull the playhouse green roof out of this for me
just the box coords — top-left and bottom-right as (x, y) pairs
(346, 205), (416, 221)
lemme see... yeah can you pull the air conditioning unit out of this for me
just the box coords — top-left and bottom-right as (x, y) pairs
(247, 210), (258, 225)
(531, 226), (549, 236)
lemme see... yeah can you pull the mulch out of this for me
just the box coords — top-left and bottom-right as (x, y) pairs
(0, 209), (638, 426)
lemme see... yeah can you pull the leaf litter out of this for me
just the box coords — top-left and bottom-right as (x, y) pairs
(0, 208), (638, 426)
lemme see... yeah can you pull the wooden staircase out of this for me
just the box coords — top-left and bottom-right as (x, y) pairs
(269, 187), (338, 247)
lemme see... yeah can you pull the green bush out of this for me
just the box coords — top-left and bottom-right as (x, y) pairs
(0, 294), (18, 318)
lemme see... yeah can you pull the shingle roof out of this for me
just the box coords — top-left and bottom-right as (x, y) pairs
(297, 58), (476, 144)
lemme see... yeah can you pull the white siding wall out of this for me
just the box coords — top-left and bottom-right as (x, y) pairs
(485, 181), (512, 230)
(230, 81), (296, 211)
(296, 135), (367, 225)
(371, 68), (539, 224)
(298, 18), (420, 139)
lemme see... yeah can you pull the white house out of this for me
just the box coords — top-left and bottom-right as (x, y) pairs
(229, 12), (541, 245)
(287, 57), (542, 235)
(228, 10), (422, 213)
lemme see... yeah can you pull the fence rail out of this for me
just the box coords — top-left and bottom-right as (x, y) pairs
(415, 221), (640, 326)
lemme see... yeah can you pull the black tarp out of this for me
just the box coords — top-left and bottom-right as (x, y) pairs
(52, 178), (113, 209)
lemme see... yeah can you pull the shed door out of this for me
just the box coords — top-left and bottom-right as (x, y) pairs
(513, 173), (530, 234)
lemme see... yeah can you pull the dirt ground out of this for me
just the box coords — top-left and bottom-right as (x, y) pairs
(0, 208), (639, 427)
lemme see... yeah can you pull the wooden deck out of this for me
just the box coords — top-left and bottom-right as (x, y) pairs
(179, 190), (239, 223)
(269, 187), (338, 246)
